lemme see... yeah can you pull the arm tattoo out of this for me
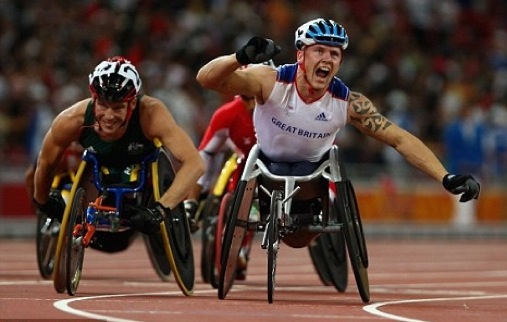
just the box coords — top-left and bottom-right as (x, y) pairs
(349, 92), (392, 133)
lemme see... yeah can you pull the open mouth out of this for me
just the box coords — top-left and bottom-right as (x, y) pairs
(316, 67), (330, 79)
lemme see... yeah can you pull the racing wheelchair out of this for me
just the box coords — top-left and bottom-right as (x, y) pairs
(201, 151), (347, 291)
(51, 139), (194, 296)
(218, 144), (370, 303)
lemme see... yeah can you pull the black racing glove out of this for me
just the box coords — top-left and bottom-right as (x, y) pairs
(123, 202), (168, 235)
(235, 36), (281, 65)
(442, 174), (480, 202)
(34, 190), (66, 222)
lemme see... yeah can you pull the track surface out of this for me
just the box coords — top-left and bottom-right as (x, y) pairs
(1, 234), (507, 321)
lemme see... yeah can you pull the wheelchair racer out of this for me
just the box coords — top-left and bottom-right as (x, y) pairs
(196, 18), (480, 248)
(32, 56), (205, 252)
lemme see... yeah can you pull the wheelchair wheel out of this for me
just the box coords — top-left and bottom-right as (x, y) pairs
(150, 147), (194, 295)
(347, 181), (368, 267)
(143, 232), (172, 281)
(211, 191), (233, 289)
(52, 160), (89, 294)
(200, 194), (221, 285)
(218, 180), (252, 299)
(308, 234), (336, 287)
(267, 190), (282, 304)
(65, 187), (87, 296)
(36, 213), (59, 279)
(162, 204), (194, 294)
(54, 230), (68, 293)
(317, 232), (348, 292)
(335, 181), (370, 303)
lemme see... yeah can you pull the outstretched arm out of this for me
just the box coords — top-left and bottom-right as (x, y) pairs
(346, 91), (480, 201)
(346, 91), (447, 182)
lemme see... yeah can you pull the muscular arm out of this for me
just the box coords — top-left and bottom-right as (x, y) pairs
(141, 96), (206, 210)
(33, 102), (86, 204)
(196, 54), (275, 104)
(347, 91), (447, 182)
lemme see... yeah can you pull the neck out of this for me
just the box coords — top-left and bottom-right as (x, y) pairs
(296, 72), (325, 103)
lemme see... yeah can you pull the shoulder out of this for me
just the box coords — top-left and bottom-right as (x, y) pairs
(51, 98), (90, 142)
(329, 77), (349, 100)
(138, 95), (171, 118)
(56, 99), (89, 127)
(138, 95), (165, 109)
(137, 95), (177, 138)
(276, 63), (298, 83)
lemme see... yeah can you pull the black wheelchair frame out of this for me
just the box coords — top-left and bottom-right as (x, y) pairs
(218, 144), (370, 303)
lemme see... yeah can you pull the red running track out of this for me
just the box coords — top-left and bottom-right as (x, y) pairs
(1, 234), (507, 321)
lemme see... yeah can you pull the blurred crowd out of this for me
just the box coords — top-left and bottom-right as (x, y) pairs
(0, 0), (506, 184)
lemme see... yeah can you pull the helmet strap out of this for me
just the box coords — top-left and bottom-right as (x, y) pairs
(91, 99), (103, 132)
(121, 98), (136, 127)
(297, 49), (315, 97)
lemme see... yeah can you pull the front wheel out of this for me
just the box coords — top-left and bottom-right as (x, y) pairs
(65, 187), (87, 296)
(335, 181), (370, 303)
(218, 182), (249, 300)
(150, 147), (194, 295)
(267, 190), (282, 304)
(36, 213), (59, 279)
(347, 181), (368, 267)
(162, 204), (194, 294)
(143, 232), (172, 281)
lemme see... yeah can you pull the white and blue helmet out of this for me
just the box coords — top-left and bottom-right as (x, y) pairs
(295, 18), (349, 50)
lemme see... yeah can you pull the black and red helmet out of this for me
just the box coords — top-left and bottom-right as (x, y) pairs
(88, 56), (142, 102)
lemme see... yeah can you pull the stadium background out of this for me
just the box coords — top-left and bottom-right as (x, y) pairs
(0, 0), (506, 229)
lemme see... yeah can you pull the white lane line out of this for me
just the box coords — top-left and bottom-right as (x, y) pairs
(52, 285), (348, 321)
(363, 294), (507, 322)
(0, 280), (52, 286)
(54, 289), (218, 322)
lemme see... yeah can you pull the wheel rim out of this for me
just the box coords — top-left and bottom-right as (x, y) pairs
(218, 182), (248, 299)
(267, 191), (281, 304)
(200, 195), (220, 284)
(66, 188), (86, 296)
(36, 215), (58, 279)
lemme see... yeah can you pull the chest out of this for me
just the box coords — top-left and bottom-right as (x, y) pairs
(264, 88), (346, 131)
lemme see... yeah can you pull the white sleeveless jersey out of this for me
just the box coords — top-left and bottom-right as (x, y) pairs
(254, 63), (349, 162)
